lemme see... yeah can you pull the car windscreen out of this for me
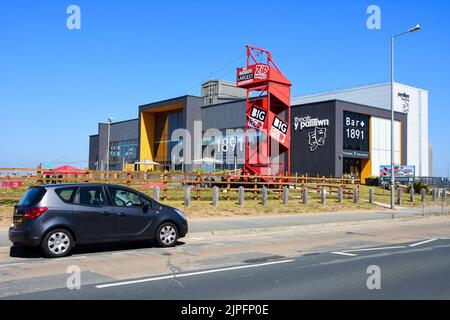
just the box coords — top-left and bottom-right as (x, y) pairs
(18, 187), (47, 207)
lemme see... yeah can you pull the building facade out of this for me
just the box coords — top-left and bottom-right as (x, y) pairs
(88, 80), (429, 182)
(89, 119), (138, 171)
(292, 82), (429, 176)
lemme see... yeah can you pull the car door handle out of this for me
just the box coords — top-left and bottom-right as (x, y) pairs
(102, 211), (111, 216)
(118, 213), (127, 217)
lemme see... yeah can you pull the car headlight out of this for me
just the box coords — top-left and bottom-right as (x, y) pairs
(175, 209), (186, 219)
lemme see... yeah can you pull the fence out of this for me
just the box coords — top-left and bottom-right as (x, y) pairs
(0, 167), (360, 202)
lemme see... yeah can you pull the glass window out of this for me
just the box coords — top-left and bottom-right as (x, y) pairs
(108, 187), (143, 207)
(343, 111), (370, 152)
(18, 187), (46, 207)
(78, 186), (106, 206)
(55, 187), (78, 203)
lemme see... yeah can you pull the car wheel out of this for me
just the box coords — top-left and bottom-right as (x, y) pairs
(156, 222), (178, 247)
(41, 229), (74, 258)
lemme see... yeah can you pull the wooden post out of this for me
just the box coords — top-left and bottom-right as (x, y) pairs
(369, 188), (374, 204)
(320, 188), (327, 205)
(278, 180), (283, 201)
(212, 186), (219, 207)
(303, 186), (308, 205)
(163, 173), (168, 201)
(283, 187), (289, 205)
(338, 187), (343, 204)
(421, 189), (427, 204)
(238, 186), (245, 206)
(261, 186), (268, 206)
(196, 174), (201, 201)
(253, 178), (258, 200)
(421, 189), (427, 216)
(397, 187), (403, 206)
(184, 186), (191, 208)
(353, 188), (359, 204)
(226, 174), (231, 201)
(153, 186), (160, 202)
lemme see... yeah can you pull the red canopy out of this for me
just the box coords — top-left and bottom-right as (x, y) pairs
(43, 165), (84, 175)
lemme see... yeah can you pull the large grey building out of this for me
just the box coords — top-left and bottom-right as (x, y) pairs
(88, 80), (429, 182)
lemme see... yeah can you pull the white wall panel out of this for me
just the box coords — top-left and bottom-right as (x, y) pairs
(371, 117), (401, 176)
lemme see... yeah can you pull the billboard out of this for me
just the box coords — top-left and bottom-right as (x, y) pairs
(380, 165), (416, 178)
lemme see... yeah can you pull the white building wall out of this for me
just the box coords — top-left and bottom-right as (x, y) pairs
(293, 82), (430, 176)
(370, 117), (401, 176)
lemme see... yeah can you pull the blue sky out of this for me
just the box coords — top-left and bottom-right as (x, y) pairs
(1, 0), (449, 176)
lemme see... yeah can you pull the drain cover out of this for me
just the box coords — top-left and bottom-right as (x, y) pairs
(243, 255), (286, 264)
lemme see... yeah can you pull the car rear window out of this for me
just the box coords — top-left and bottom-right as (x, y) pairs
(55, 187), (78, 204)
(18, 187), (47, 207)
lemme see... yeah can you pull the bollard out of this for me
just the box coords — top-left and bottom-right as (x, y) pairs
(338, 187), (343, 204)
(421, 188), (427, 216)
(397, 187), (403, 206)
(421, 189), (427, 204)
(320, 188), (327, 205)
(303, 187), (309, 205)
(153, 186), (160, 202)
(353, 188), (359, 204)
(212, 186), (219, 207)
(283, 187), (289, 205)
(261, 186), (268, 206)
(410, 186), (415, 203)
(238, 186), (245, 206)
(184, 186), (191, 208)
(369, 188), (374, 204)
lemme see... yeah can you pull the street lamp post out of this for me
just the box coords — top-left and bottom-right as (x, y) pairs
(106, 117), (114, 172)
(390, 24), (421, 213)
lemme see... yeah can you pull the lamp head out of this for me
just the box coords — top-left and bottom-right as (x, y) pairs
(408, 24), (422, 33)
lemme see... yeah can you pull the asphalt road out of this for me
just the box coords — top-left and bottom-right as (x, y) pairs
(7, 239), (450, 300)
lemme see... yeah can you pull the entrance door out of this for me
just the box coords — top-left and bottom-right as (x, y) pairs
(343, 158), (362, 178)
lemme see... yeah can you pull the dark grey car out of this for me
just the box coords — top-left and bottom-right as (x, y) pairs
(9, 184), (188, 258)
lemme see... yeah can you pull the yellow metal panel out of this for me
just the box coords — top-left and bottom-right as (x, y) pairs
(140, 111), (155, 170)
(361, 118), (372, 184)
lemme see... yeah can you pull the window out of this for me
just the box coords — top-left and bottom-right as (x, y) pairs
(18, 187), (46, 207)
(343, 111), (370, 153)
(108, 187), (143, 207)
(78, 186), (106, 206)
(55, 187), (78, 204)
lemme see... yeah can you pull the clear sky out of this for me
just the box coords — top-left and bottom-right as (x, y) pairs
(1, 0), (449, 176)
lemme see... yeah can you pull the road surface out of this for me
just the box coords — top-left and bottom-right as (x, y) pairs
(0, 211), (449, 299)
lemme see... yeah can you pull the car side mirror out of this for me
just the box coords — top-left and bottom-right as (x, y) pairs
(142, 202), (150, 213)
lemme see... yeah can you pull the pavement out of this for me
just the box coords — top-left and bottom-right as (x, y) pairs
(0, 209), (449, 299)
(0, 207), (427, 247)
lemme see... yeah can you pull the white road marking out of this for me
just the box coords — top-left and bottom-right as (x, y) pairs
(0, 263), (24, 268)
(332, 252), (357, 257)
(96, 259), (295, 289)
(409, 239), (438, 247)
(344, 245), (406, 253)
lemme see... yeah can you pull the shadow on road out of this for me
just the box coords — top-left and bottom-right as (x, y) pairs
(9, 241), (186, 259)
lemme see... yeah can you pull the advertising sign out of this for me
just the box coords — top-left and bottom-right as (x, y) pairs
(380, 165), (416, 182)
(343, 111), (370, 159)
(248, 107), (267, 130)
(294, 116), (330, 152)
(270, 116), (288, 144)
(237, 64), (270, 86)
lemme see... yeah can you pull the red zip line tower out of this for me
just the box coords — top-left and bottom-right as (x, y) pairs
(236, 46), (291, 178)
